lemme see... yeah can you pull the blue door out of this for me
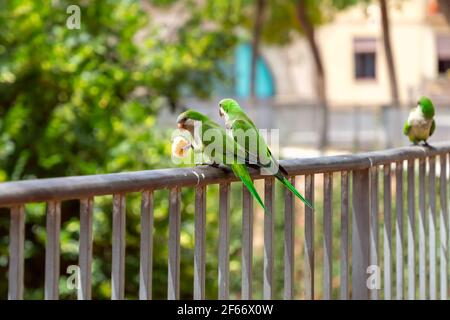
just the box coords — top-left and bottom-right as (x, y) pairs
(235, 43), (275, 98)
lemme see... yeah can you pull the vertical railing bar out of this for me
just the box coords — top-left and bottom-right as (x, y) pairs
(340, 171), (349, 300)
(418, 158), (427, 299)
(111, 194), (126, 300)
(323, 173), (333, 300)
(139, 191), (154, 300)
(8, 205), (25, 300)
(439, 154), (448, 300)
(304, 174), (315, 300)
(242, 183), (254, 300)
(263, 178), (275, 300)
(383, 164), (392, 300)
(352, 168), (370, 300)
(448, 152), (450, 296)
(284, 176), (295, 300)
(448, 152), (450, 295)
(218, 183), (230, 300)
(407, 159), (416, 300)
(45, 201), (61, 300)
(168, 187), (181, 300)
(395, 161), (404, 300)
(194, 185), (207, 300)
(429, 156), (437, 300)
(78, 197), (94, 300)
(370, 166), (379, 300)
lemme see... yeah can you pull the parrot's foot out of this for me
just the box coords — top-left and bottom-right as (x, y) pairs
(422, 141), (435, 149)
(197, 162), (220, 167)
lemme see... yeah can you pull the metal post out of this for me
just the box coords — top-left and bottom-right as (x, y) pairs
(352, 168), (370, 300)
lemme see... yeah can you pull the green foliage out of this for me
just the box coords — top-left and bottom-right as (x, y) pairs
(0, 0), (242, 299)
(0, 0), (381, 300)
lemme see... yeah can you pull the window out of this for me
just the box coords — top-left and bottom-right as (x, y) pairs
(437, 35), (450, 75)
(354, 38), (376, 80)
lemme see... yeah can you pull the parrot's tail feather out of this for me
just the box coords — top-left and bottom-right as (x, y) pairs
(276, 174), (314, 210)
(232, 165), (268, 213)
(278, 163), (289, 177)
(241, 179), (267, 213)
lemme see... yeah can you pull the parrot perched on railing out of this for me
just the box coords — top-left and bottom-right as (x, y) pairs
(403, 97), (436, 145)
(218, 98), (313, 210)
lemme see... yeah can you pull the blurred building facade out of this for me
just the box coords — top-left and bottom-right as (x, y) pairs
(251, 0), (450, 109)
(152, 0), (450, 150)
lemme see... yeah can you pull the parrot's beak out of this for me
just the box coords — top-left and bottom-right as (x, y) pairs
(178, 119), (195, 136)
(219, 107), (224, 118)
(177, 115), (186, 128)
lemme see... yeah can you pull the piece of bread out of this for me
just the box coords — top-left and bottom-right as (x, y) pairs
(172, 135), (192, 158)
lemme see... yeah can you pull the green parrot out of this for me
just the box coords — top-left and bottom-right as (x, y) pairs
(403, 96), (436, 145)
(218, 98), (313, 210)
(176, 109), (267, 212)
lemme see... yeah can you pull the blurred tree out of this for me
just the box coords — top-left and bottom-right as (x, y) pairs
(249, 0), (366, 150)
(296, 0), (329, 150)
(437, 0), (450, 24)
(379, 0), (400, 108)
(144, 0), (241, 111)
(250, 0), (267, 101)
(0, 0), (241, 299)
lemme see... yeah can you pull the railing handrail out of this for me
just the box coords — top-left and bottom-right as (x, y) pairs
(0, 142), (449, 207)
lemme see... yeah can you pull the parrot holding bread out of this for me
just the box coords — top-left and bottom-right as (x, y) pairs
(175, 109), (267, 212)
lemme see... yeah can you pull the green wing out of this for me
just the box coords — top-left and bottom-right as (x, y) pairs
(202, 120), (255, 165)
(232, 120), (314, 210)
(201, 120), (266, 212)
(430, 119), (436, 137)
(276, 173), (314, 209)
(231, 119), (272, 166)
(403, 121), (411, 136)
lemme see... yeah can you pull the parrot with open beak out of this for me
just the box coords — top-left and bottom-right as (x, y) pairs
(176, 109), (267, 212)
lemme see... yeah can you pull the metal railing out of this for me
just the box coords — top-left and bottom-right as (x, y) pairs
(1, 142), (449, 300)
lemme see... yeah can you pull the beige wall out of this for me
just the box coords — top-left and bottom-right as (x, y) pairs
(263, 38), (316, 103)
(264, 0), (450, 108)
